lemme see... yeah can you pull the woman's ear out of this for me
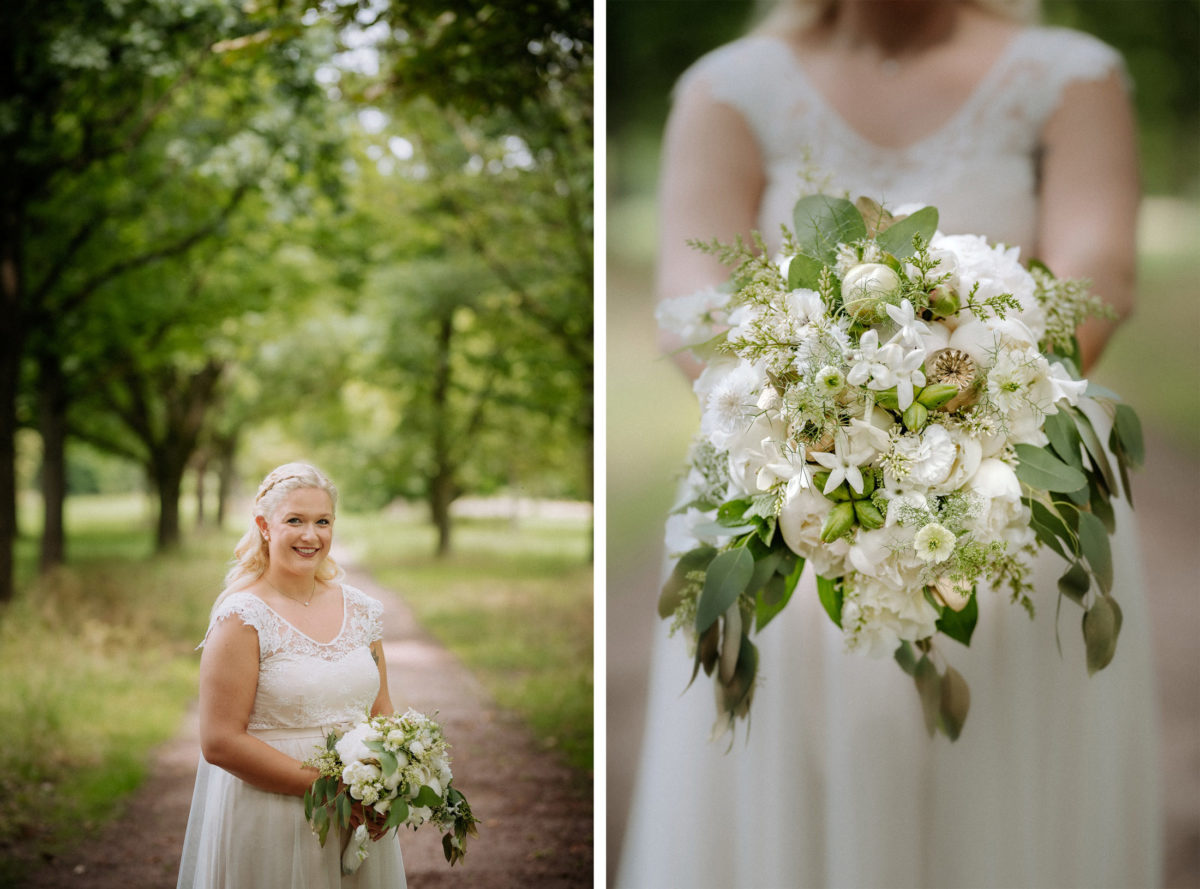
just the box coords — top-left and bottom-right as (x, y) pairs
(255, 515), (269, 537)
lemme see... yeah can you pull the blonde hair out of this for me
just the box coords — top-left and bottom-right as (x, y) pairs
(214, 462), (345, 609)
(756, 0), (1040, 33)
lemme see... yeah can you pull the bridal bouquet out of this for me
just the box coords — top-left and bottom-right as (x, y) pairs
(304, 709), (478, 873)
(657, 195), (1142, 741)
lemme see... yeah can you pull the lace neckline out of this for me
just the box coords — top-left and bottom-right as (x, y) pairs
(759, 28), (1026, 155)
(248, 583), (348, 646)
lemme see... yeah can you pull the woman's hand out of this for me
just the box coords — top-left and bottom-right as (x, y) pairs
(346, 796), (395, 842)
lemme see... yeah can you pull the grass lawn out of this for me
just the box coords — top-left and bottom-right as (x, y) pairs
(338, 511), (594, 777)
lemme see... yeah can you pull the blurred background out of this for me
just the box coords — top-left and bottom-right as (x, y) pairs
(606, 0), (1199, 885)
(0, 1), (592, 881)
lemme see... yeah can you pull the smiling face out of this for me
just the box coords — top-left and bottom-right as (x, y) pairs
(257, 487), (335, 575)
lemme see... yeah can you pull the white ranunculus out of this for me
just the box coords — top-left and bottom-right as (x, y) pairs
(842, 263), (900, 319)
(889, 423), (957, 489)
(779, 485), (847, 575)
(928, 423), (983, 494)
(931, 575), (973, 612)
(965, 458), (1031, 542)
(724, 413), (790, 498)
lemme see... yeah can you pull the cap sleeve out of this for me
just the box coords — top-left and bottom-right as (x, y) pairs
(201, 592), (281, 659)
(672, 36), (797, 148)
(342, 584), (385, 645)
(1021, 28), (1131, 128)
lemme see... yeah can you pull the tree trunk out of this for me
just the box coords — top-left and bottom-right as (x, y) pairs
(154, 460), (184, 552)
(0, 205), (25, 603)
(214, 431), (237, 529)
(194, 451), (208, 528)
(37, 350), (69, 572)
(430, 467), (455, 558)
(429, 312), (457, 557)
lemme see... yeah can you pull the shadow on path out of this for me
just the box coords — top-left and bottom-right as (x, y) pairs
(20, 566), (592, 889)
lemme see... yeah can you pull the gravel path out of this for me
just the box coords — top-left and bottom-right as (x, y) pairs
(19, 566), (592, 889)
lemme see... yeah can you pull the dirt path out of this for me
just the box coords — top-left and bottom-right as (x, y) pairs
(20, 567), (592, 889)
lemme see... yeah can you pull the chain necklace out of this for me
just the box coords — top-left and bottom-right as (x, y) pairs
(265, 576), (319, 606)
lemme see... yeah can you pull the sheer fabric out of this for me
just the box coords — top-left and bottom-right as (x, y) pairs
(178, 585), (406, 889)
(617, 27), (1161, 889)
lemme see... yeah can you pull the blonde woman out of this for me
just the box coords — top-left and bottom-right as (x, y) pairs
(177, 463), (406, 888)
(618, 1), (1160, 886)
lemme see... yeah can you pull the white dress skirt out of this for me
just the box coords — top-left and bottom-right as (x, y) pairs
(617, 27), (1162, 889)
(177, 586), (406, 889)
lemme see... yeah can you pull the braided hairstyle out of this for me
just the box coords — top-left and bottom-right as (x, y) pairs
(213, 462), (345, 610)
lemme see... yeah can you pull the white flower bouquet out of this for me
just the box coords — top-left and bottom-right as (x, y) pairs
(303, 708), (478, 873)
(657, 195), (1143, 741)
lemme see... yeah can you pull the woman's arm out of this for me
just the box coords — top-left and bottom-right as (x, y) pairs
(198, 616), (318, 797)
(657, 76), (766, 380)
(369, 639), (394, 717)
(1036, 69), (1140, 373)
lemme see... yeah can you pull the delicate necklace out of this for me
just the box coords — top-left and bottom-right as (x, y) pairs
(265, 576), (319, 606)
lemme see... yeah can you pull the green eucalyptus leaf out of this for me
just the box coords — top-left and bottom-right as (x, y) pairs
(696, 546), (755, 633)
(1014, 443), (1088, 493)
(658, 545), (716, 619)
(787, 252), (826, 290)
(875, 206), (939, 258)
(385, 799), (409, 829)
(1110, 403), (1145, 468)
(894, 640), (917, 676)
(1029, 499), (1075, 558)
(756, 555), (804, 632)
(312, 805), (330, 847)
(747, 549), (783, 596)
(1043, 410), (1083, 470)
(1057, 562), (1090, 606)
(1108, 594), (1124, 640)
(337, 790), (352, 827)
(689, 519), (757, 538)
(815, 574), (843, 628)
(717, 498), (752, 526)
(1089, 480), (1116, 533)
(793, 195), (867, 264)
(937, 664), (971, 741)
(935, 589), (978, 646)
(1070, 407), (1119, 495)
(1082, 595), (1118, 675)
(364, 739), (385, 753)
(415, 784), (444, 808)
(1077, 511), (1113, 594)
(379, 749), (398, 778)
(1084, 381), (1122, 401)
(914, 655), (941, 737)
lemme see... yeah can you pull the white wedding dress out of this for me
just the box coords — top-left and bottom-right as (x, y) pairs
(177, 584), (407, 889)
(617, 27), (1162, 889)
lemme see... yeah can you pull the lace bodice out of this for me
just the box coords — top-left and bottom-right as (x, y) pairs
(679, 27), (1126, 255)
(205, 584), (384, 731)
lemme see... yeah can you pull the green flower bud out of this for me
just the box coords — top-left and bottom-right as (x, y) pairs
(875, 388), (900, 411)
(902, 401), (929, 431)
(928, 284), (960, 317)
(812, 472), (852, 501)
(917, 382), (961, 410)
(820, 502), (857, 543)
(858, 470), (876, 497)
(854, 499), (885, 530)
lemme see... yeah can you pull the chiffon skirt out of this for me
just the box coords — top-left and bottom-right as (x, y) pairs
(177, 726), (407, 889)
(617, 495), (1162, 889)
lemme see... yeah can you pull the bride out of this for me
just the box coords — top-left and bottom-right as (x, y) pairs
(177, 463), (406, 888)
(616, 1), (1162, 887)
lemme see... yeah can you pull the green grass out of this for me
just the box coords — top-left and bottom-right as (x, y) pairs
(1, 497), (233, 883)
(339, 512), (594, 777)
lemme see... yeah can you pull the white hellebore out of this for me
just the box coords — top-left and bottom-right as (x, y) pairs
(914, 522), (956, 563)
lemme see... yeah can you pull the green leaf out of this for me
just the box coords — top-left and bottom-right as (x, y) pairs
(414, 784), (443, 808)
(875, 206), (939, 258)
(756, 515), (777, 547)
(695, 546), (755, 633)
(689, 519), (756, 538)
(815, 574), (843, 628)
(717, 498), (752, 526)
(1043, 410), (1083, 470)
(1029, 499), (1075, 559)
(1110, 403), (1145, 468)
(303, 788), (314, 822)
(937, 664), (971, 741)
(756, 555), (804, 632)
(1077, 511), (1113, 594)
(792, 195), (867, 264)
(1014, 443), (1088, 493)
(379, 749), (398, 778)
(894, 640), (917, 676)
(312, 805), (330, 847)
(1082, 595), (1119, 675)
(385, 798), (409, 829)
(1070, 407), (1119, 495)
(914, 655), (941, 737)
(1089, 479), (1116, 533)
(935, 589), (978, 647)
(364, 739), (385, 753)
(337, 790), (352, 827)
(1084, 381), (1122, 401)
(1057, 562), (1090, 606)
(787, 252), (826, 290)
(747, 549), (783, 595)
(658, 545), (716, 619)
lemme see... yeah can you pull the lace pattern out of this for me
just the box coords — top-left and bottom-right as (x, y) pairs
(676, 27), (1128, 255)
(204, 584), (385, 730)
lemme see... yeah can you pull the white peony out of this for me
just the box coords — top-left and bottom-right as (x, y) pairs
(654, 286), (732, 346)
(335, 724), (378, 767)
(932, 233), (1045, 341)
